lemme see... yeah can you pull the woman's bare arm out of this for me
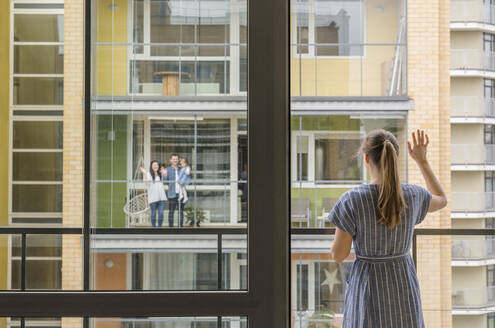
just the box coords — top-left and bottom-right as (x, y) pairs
(408, 129), (447, 212)
(331, 228), (352, 264)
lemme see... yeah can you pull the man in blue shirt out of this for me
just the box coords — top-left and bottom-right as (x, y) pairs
(161, 154), (184, 227)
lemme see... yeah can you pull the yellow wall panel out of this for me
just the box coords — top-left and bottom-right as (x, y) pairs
(95, 0), (128, 96)
(0, 0), (9, 299)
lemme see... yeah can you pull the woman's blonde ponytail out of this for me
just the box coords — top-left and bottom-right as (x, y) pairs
(360, 130), (406, 228)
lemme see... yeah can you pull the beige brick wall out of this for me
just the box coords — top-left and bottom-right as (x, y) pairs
(62, 0), (84, 310)
(408, 0), (452, 326)
(62, 0), (84, 325)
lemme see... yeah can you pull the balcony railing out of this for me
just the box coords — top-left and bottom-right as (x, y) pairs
(451, 1), (495, 25)
(451, 96), (495, 118)
(451, 144), (495, 165)
(452, 238), (495, 261)
(451, 49), (495, 71)
(452, 286), (495, 309)
(451, 192), (495, 212)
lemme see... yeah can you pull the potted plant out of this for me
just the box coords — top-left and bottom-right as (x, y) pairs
(184, 206), (208, 227)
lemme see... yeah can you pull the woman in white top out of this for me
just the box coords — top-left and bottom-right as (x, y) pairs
(140, 160), (167, 228)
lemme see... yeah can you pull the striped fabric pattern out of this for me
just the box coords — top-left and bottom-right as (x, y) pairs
(328, 184), (432, 328)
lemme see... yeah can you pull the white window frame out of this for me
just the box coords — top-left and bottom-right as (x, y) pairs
(9, 113), (64, 225)
(11, 3), (64, 110)
(126, 0), (245, 96)
(291, 129), (366, 189)
(13, 0), (64, 4)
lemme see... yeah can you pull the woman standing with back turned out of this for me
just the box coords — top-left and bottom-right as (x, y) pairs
(329, 129), (447, 327)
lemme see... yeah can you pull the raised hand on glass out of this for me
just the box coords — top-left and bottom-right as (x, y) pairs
(407, 129), (428, 165)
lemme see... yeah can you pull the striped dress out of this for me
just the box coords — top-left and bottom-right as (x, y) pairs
(328, 183), (432, 328)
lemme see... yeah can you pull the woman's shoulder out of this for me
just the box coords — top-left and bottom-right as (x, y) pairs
(338, 184), (374, 201)
(401, 183), (428, 193)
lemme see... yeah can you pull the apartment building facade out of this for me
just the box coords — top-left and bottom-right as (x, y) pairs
(450, 1), (495, 327)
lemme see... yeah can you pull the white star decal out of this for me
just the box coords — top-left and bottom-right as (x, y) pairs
(321, 268), (341, 294)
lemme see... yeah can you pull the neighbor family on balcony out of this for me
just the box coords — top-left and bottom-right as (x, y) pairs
(140, 154), (192, 228)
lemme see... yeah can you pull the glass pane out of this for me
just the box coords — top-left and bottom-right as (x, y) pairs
(290, 115), (407, 230)
(362, 45), (406, 97)
(12, 185), (62, 213)
(291, 235), (347, 327)
(8, 318), (63, 328)
(314, 0), (364, 46)
(149, 0), (230, 56)
(13, 152), (63, 181)
(133, 0), (144, 54)
(91, 234), (246, 291)
(9, 235), (79, 290)
(14, 14), (64, 42)
(91, 0), (248, 292)
(222, 235), (247, 290)
(13, 77), (63, 105)
(14, 45), (64, 74)
(13, 121), (63, 149)
(92, 317), (247, 328)
(130, 58), (230, 96)
(291, 2), (408, 320)
(26, 235), (62, 257)
(290, 0), (407, 97)
(0, 236), (16, 290)
(315, 136), (361, 181)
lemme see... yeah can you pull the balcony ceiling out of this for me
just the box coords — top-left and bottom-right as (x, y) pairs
(92, 96), (414, 115)
(91, 234), (342, 254)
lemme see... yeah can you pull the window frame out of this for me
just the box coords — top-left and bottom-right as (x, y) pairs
(10, 4), (64, 109)
(9, 116), (65, 225)
(9, 0), (65, 225)
(0, 1), (290, 328)
(126, 0), (245, 96)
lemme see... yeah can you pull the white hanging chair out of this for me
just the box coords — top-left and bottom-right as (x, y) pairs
(124, 157), (151, 227)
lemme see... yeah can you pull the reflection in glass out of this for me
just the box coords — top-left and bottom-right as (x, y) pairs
(133, 0), (144, 54)
(13, 153), (63, 182)
(11, 235), (63, 290)
(14, 45), (64, 74)
(13, 121), (63, 149)
(14, 14), (64, 42)
(314, 0), (363, 56)
(13, 77), (63, 105)
(130, 60), (230, 95)
(291, 115), (406, 228)
(150, 119), (230, 183)
(292, 253), (351, 327)
(92, 234), (247, 291)
(315, 136), (361, 181)
(92, 317), (247, 328)
(12, 185), (62, 213)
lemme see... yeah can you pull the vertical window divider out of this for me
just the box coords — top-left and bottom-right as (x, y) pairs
(217, 233), (223, 290)
(21, 233), (26, 291)
(83, 0), (91, 293)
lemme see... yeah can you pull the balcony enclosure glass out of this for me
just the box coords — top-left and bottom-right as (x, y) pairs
(92, 0), (407, 98)
(89, 0), (408, 326)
